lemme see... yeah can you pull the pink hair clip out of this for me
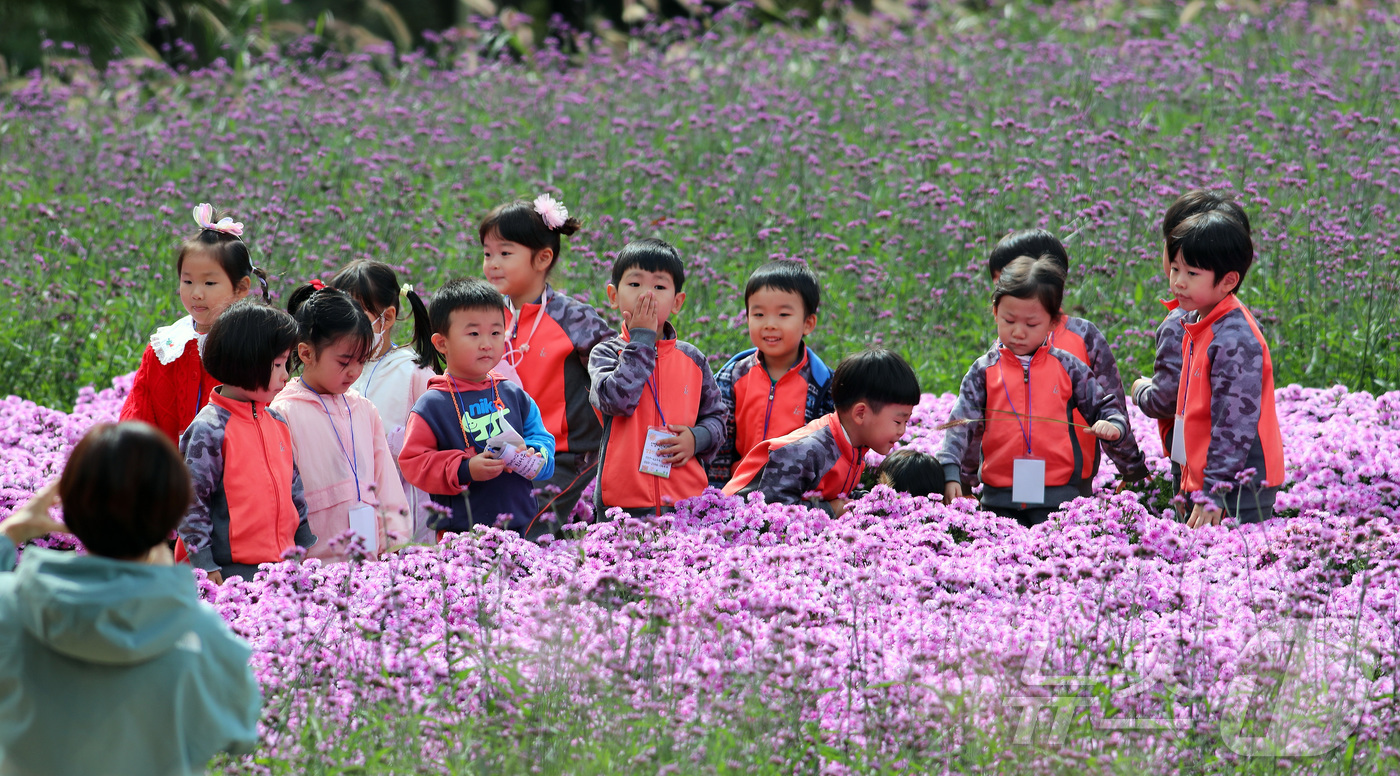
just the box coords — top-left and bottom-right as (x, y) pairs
(192, 202), (244, 237)
(533, 194), (568, 230)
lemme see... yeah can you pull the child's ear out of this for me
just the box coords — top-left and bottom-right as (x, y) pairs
(296, 341), (315, 365)
(802, 313), (817, 337)
(850, 401), (869, 425)
(605, 284), (620, 309)
(431, 332), (449, 357)
(532, 248), (554, 273)
(672, 291), (686, 314)
(1219, 270), (1241, 294)
(235, 275), (253, 297)
(382, 306), (398, 328)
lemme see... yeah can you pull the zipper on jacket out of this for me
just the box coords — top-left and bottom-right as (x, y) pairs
(762, 380), (777, 439)
(251, 403), (284, 550)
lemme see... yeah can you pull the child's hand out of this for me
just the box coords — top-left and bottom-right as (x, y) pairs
(0, 481), (69, 545)
(206, 570), (225, 586)
(469, 453), (507, 483)
(1187, 502), (1223, 529)
(828, 498), (850, 517)
(1090, 420), (1122, 441)
(1130, 377), (1152, 401)
(660, 424), (696, 465)
(624, 291), (660, 333)
(944, 481), (963, 502)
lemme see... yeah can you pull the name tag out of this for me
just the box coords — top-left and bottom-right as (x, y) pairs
(1171, 416), (1187, 465)
(348, 503), (379, 554)
(640, 426), (673, 478)
(1012, 457), (1046, 504)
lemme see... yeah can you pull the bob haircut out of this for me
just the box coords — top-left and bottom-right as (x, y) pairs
(201, 299), (299, 391)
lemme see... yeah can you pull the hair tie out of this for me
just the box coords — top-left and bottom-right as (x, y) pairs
(400, 283), (414, 298)
(192, 202), (244, 237)
(309, 279), (325, 291)
(533, 194), (568, 230)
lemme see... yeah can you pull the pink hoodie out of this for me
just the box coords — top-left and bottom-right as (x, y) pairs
(271, 380), (410, 561)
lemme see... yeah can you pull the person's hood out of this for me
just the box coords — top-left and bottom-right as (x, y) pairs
(14, 548), (204, 665)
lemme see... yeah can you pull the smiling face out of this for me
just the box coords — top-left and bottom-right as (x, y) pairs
(299, 335), (368, 395)
(746, 286), (817, 369)
(433, 307), (506, 382)
(994, 294), (1056, 357)
(848, 401), (914, 455)
(607, 267), (685, 331)
(180, 250), (250, 332)
(482, 231), (552, 304)
(1169, 251), (1238, 318)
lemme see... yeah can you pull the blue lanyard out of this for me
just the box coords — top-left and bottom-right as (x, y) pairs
(646, 374), (667, 426)
(301, 378), (360, 501)
(361, 342), (396, 396)
(997, 355), (1033, 456)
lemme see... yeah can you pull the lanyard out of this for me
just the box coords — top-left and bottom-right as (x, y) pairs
(301, 378), (360, 501)
(506, 287), (550, 363)
(646, 373), (667, 426)
(447, 373), (504, 451)
(360, 342), (398, 396)
(997, 356), (1034, 456)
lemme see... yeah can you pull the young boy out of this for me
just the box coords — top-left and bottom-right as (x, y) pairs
(1167, 211), (1284, 527)
(724, 348), (920, 517)
(589, 238), (726, 518)
(1131, 191), (1253, 476)
(708, 260), (834, 487)
(398, 279), (557, 539)
(988, 230), (1150, 487)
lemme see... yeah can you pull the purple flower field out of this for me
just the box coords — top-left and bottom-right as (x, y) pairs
(3, 373), (1399, 772)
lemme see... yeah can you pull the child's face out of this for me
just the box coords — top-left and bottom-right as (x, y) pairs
(607, 268), (685, 330)
(432, 307), (506, 381)
(994, 295), (1055, 357)
(245, 350), (291, 404)
(180, 250), (250, 331)
(1169, 251), (1238, 316)
(482, 232), (551, 299)
(299, 335), (368, 395)
(849, 401), (914, 455)
(746, 287), (816, 365)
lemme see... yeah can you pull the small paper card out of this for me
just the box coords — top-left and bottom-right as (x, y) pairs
(348, 503), (379, 554)
(485, 417), (526, 450)
(1171, 416), (1187, 465)
(640, 426), (673, 478)
(1012, 457), (1047, 504)
(484, 441), (545, 480)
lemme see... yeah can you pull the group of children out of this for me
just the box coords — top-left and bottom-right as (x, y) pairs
(115, 188), (1283, 581)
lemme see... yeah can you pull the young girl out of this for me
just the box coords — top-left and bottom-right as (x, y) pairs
(121, 204), (269, 443)
(328, 260), (437, 544)
(937, 256), (1130, 527)
(479, 194), (615, 529)
(272, 284), (410, 562)
(176, 299), (316, 584)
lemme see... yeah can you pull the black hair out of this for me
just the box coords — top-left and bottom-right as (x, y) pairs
(60, 422), (192, 560)
(610, 238), (686, 292)
(988, 229), (1069, 279)
(424, 279), (507, 373)
(285, 285), (374, 371)
(478, 199), (582, 274)
(329, 260), (437, 371)
(992, 255), (1066, 320)
(744, 259), (821, 318)
(202, 298), (299, 391)
(831, 348), (921, 412)
(1170, 210), (1255, 291)
(1162, 190), (1253, 262)
(875, 449), (945, 499)
(176, 208), (269, 301)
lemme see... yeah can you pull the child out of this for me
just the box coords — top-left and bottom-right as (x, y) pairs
(1166, 211), (1284, 527)
(987, 230), (1150, 488)
(329, 260), (438, 544)
(0, 423), (260, 774)
(724, 348), (920, 516)
(272, 285), (411, 562)
(398, 279), (557, 539)
(177, 300), (316, 584)
(479, 196), (616, 526)
(939, 256), (1130, 527)
(121, 203), (269, 443)
(589, 238), (726, 518)
(875, 449), (946, 499)
(708, 259), (834, 487)
(1131, 192), (1254, 471)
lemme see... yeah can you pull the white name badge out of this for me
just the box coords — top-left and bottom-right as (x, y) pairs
(1012, 457), (1047, 504)
(640, 426), (673, 478)
(1171, 416), (1187, 465)
(348, 503), (379, 554)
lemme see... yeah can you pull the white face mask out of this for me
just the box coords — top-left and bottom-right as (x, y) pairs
(370, 312), (387, 355)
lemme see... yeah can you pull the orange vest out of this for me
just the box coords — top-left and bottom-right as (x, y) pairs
(723, 413), (865, 502)
(981, 346), (1089, 490)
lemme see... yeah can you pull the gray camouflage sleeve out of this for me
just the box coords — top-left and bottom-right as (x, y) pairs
(1061, 354), (1128, 437)
(736, 435), (833, 506)
(1134, 310), (1185, 420)
(690, 353), (727, 466)
(291, 462), (316, 550)
(937, 359), (988, 485)
(589, 330), (655, 417)
(1078, 323), (1148, 478)
(1203, 324), (1266, 510)
(707, 358), (739, 486)
(179, 416), (224, 573)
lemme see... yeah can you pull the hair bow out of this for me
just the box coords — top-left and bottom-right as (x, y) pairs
(192, 203), (244, 237)
(309, 279), (326, 291)
(533, 194), (569, 230)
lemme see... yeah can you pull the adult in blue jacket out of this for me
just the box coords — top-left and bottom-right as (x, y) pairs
(0, 422), (262, 776)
